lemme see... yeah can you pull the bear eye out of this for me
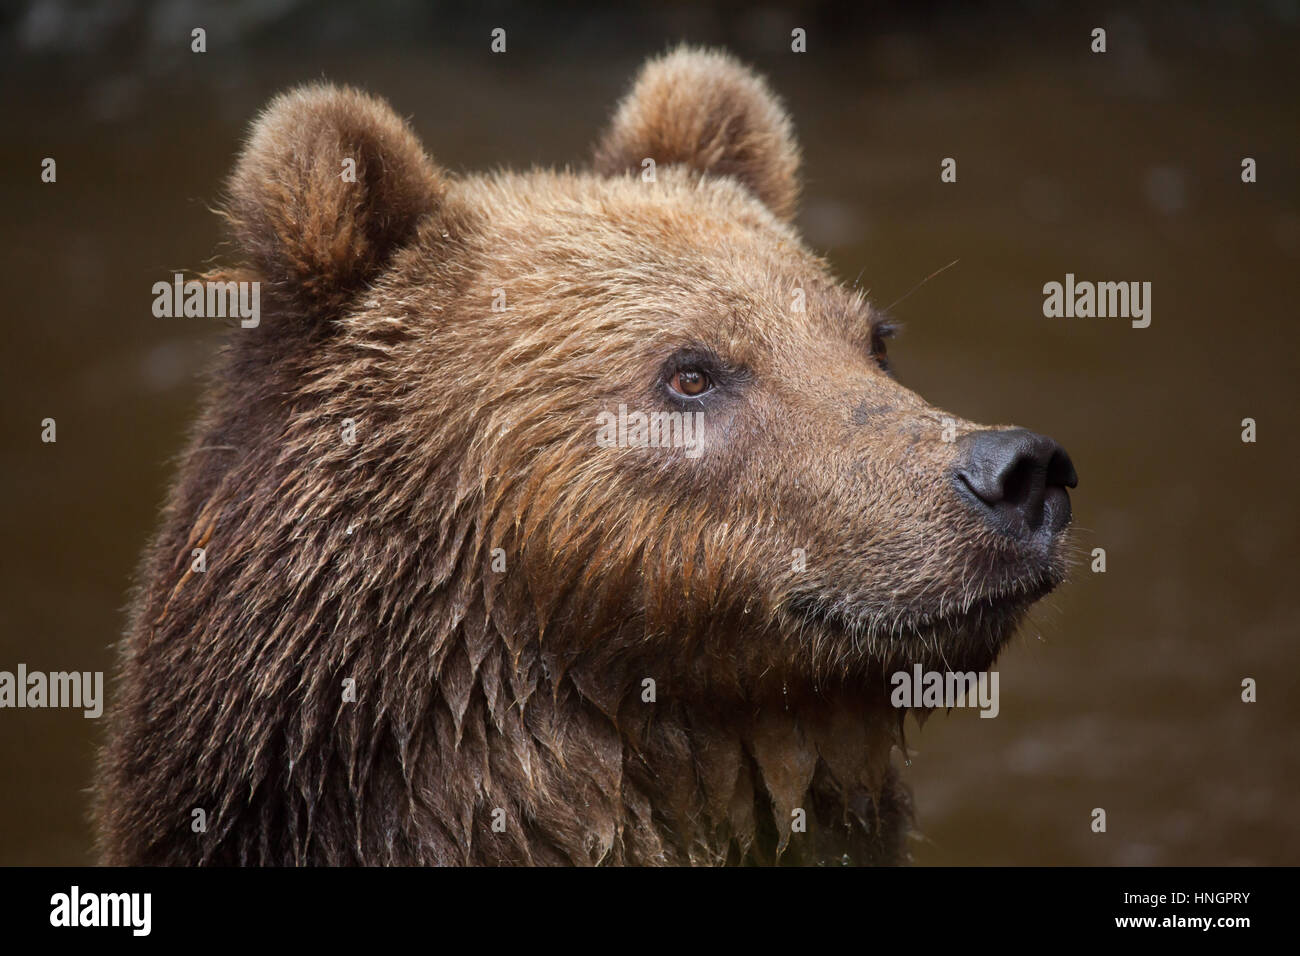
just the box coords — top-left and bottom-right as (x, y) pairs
(669, 368), (712, 398)
(869, 318), (898, 373)
(870, 331), (889, 369)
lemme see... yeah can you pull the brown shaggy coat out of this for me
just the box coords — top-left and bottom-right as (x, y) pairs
(96, 48), (1065, 865)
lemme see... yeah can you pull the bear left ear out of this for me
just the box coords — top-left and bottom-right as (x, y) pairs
(223, 83), (446, 318)
(593, 46), (801, 222)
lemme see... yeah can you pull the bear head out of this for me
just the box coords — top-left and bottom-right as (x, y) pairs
(99, 47), (1076, 866)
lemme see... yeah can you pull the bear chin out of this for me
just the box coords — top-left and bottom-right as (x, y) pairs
(785, 577), (1057, 678)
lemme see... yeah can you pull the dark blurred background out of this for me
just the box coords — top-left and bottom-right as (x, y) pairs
(2, 0), (1297, 865)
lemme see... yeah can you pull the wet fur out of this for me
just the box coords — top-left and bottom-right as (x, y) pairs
(96, 47), (1067, 866)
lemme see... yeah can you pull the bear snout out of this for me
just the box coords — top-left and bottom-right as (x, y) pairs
(954, 428), (1077, 542)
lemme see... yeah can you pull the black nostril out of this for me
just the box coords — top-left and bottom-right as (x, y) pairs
(956, 428), (1076, 538)
(1047, 446), (1078, 490)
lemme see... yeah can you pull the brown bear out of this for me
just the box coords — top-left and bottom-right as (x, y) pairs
(96, 47), (1076, 866)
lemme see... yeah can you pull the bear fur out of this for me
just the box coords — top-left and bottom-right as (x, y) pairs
(95, 47), (1070, 866)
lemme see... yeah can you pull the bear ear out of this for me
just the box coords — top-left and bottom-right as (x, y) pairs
(223, 83), (445, 317)
(593, 47), (801, 221)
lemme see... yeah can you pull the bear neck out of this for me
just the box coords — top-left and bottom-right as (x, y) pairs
(425, 599), (913, 865)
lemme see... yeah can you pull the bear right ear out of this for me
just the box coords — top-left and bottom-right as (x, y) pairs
(593, 47), (802, 221)
(223, 83), (445, 318)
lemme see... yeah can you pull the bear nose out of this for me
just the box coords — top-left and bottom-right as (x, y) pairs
(956, 429), (1077, 538)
